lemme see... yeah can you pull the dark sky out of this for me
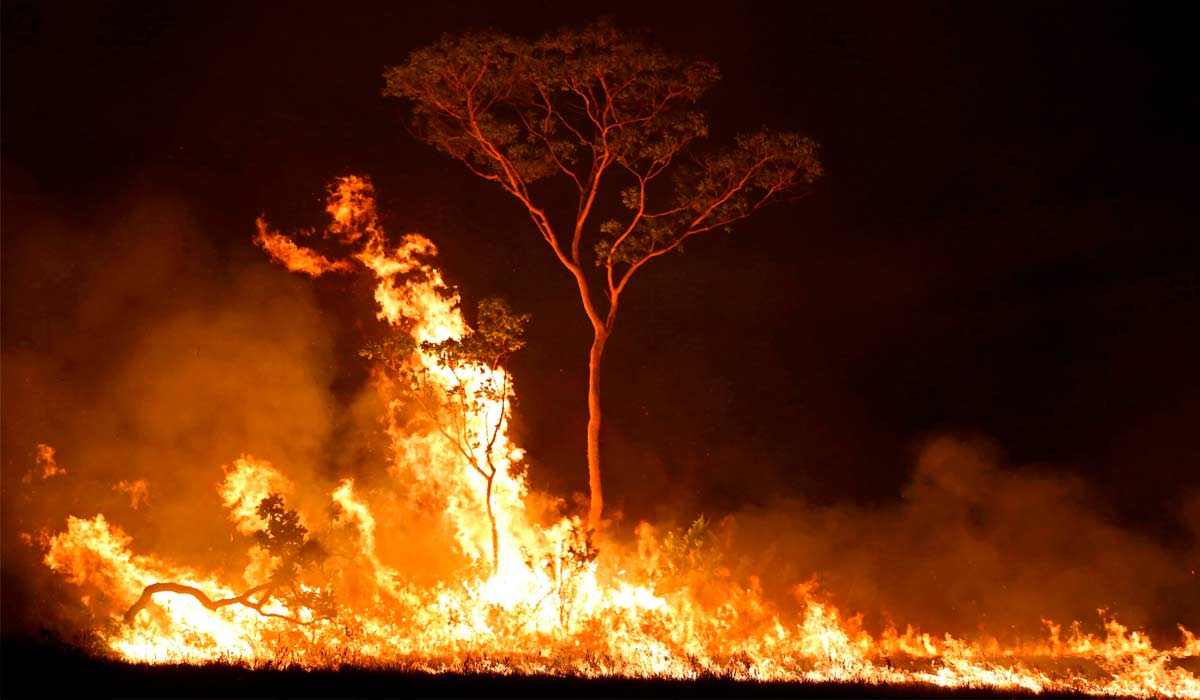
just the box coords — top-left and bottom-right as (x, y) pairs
(3, 1), (1197, 537)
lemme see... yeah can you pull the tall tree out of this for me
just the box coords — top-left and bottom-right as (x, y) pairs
(384, 20), (822, 527)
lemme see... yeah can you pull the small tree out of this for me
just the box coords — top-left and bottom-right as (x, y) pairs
(522, 522), (598, 627)
(362, 297), (530, 574)
(384, 20), (822, 526)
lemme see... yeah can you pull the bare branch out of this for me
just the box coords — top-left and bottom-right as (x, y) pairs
(515, 108), (582, 190)
(123, 582), (326, 628)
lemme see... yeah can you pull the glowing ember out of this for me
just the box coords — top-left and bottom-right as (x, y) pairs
(33, 177), (1199, 698)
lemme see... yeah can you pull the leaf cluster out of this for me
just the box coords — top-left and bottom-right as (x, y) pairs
(521, 520), (598, 625)
(384, 20), (823, 292)
(423, 297), (530, 371)
(520, 521), (598, 587)
(384, 20), (716, 185)
(358, 334), (418, 374)
(253, 494), (326, 588)
(596, 130), (822, 267)
(658, 515), (723, 582)
(361, 297), (528, 379)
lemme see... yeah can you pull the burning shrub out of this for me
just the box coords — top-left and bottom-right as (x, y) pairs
(124, 492), (335, 629)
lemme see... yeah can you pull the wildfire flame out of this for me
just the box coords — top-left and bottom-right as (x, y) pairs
(35, 176), (1199, 698)
(24, 443), (66, 483)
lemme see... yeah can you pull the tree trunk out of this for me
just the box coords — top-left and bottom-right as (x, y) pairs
(485, 471), (499, 575)
(586, 330), (607, 528)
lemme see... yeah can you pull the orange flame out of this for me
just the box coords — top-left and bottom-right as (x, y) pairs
(35, 177), (1200, 698)
(112, 480), (149, 509)
(254, 218), (353, 277)
(24, 443), (66, 483)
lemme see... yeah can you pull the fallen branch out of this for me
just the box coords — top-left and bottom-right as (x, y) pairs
(123, 582), (323, 627)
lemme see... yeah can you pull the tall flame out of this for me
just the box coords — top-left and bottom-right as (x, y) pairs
(36, 176), (1199, 698)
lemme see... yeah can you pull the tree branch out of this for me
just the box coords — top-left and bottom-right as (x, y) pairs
(123, 582), (326, 628)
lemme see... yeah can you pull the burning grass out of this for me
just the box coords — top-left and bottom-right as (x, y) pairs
(12, 176), (1199, 699)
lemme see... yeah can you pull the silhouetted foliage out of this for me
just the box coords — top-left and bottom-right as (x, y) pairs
(125, 493), (334, 626)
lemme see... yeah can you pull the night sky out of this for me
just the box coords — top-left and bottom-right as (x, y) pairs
(3, 0), (1198, 542)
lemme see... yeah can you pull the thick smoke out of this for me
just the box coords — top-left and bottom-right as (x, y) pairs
(721, 435), (1199, 643)
(3, 192), (1195, 652)
(1, 194), (344, 638)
